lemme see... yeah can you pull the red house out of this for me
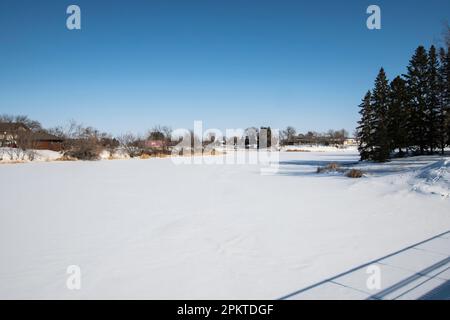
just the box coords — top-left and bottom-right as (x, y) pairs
(145, 140), (165, 148)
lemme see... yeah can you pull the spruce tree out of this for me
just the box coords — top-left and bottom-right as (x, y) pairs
(358, 44), (450, 160)
(426, 45), (441, 154)
(404, 46), (429, 154)
(357, 91), (373, 160)
(388, 76), (408, 156)
(437, 47), (449, 153)
(446, 48), (450, 148)
(371, 68), (391, 162)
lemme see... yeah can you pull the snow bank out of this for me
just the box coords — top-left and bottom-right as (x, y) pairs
(412, 158), (450, 198)
(0, 148), (132, 163)
(99, 149), (130, 160)
(0, 148), (61, 163)
(35, 149), (62, 161)
(282, 145), (357, 153)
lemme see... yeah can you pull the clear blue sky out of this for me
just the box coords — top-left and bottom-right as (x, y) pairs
(0, 0), (449, 135)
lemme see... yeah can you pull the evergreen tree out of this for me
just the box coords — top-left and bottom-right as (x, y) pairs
(437, 47), (449, 153)
(445, 48), (450, 147)
(426, 45), (441, 153)
(388, 76), (409, 156)
(357, 91), (373, 160)
(358, 44), (450, 161)
(404, 46), (429, 154)
(371, 68), (391, 162)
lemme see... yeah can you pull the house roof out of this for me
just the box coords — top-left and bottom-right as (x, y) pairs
(32, 131), (64, 142)
(0, 123), (63, 141)
(0, 122), (29, 133)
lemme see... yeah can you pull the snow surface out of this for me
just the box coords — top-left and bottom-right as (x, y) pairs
(284, 231), (450, 300)
(0, 150), (449, 299)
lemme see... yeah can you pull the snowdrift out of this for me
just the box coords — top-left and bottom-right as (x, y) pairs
(412, 158), (450, 198)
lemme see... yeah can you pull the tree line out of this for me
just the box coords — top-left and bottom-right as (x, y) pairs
(280, 127), (349, 146)
(1, 113), (355, 161)
(0, 115), (175, 160)
(357, 41), (450, 162)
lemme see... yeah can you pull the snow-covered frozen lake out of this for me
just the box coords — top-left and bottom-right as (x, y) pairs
(0, 150), (449, 299)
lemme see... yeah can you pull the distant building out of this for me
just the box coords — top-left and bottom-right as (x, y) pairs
(145, 140), (165, 148)
(0, 122), (64, 151)
(343, 138), (358, 146)
(31, 131), (64, 151)
(0, 123), (28, 147)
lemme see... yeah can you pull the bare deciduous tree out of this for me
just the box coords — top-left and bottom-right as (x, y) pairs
(118, 133), (142, 157)
(49, 120), (107, 160)
(281, 126), (297, 144)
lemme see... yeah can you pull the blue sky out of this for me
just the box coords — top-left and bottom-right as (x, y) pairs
(0, 0), (449, 135)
